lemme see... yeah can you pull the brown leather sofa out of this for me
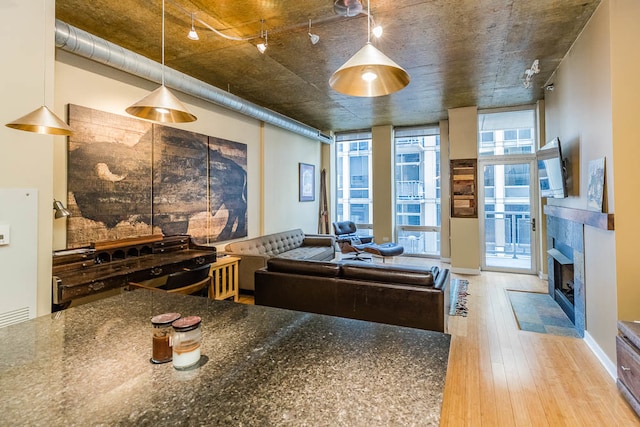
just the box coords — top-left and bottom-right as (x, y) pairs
(254, 258), (450, 333)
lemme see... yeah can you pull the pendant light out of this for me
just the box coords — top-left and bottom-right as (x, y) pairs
(5, 0), (73, 136)
(329, 0), (409, 97)
(126, 0), (197, 123)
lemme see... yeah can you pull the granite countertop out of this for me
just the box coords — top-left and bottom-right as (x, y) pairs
(0, 290), (451, 426)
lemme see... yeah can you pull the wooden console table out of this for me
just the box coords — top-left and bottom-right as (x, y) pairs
(209, 256), (240, 301)
(52, 235), (216, 308)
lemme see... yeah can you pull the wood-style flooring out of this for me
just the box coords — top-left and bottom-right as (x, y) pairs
(237, 257), (639, 426)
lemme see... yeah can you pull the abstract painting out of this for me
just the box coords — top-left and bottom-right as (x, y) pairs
(66, 104), (247, 248)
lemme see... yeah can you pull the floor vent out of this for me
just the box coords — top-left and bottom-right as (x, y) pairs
(0, 307), (31, 329)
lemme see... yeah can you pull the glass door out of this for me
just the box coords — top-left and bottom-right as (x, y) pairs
(479, 158), (537, 273)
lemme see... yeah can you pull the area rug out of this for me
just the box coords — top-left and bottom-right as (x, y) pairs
(507, 290), (579, 337)
(449, 279), (469, 317)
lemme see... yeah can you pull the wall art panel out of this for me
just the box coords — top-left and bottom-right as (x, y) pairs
(66, 105), (247, 248)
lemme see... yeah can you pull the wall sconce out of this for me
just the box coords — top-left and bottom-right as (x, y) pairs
(53, 200), (71, 219)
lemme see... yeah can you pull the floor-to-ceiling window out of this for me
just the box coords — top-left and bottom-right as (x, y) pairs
(394, 126), (441, 256)
(335, 131), (373, 237)
(478, 108), (538, 273)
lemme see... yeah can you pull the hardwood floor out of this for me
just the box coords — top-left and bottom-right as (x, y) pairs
(237, 257), (639, 426)
(440, 265), (639, 426)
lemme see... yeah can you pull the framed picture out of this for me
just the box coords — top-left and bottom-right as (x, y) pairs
(299, 163), (315, 202)
(587, 157), (605, 212)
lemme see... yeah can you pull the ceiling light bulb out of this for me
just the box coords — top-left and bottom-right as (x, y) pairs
(188, 13), (199, 41)
(155, 107), (170, 114)
(362, 71), (378, 82)
(372, 25), (383, 38)
(257, 42), (267, 53)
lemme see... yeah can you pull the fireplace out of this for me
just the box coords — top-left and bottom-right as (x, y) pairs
(549, 242), (575, 324)
(546, 215), (585, 337)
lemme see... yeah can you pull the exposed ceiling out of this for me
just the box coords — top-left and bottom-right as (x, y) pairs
(55, 0), (601, 133)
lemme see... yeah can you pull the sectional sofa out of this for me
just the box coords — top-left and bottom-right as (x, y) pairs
(254, 257), (450, 332)
(223, 229), (336, 291)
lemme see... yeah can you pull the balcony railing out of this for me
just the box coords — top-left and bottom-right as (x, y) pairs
(397, 180), (424, 199)
(484, 211), (531, 259)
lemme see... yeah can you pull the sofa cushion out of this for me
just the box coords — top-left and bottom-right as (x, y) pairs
(266, 258), (341, 277)
(276, 246), (335, 262)
(340, 263), (434, 287)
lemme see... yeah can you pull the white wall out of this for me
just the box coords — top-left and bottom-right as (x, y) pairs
(0, 0), (55, 316)
(263, 124), (322, 235)
(448, 106), (481, 273)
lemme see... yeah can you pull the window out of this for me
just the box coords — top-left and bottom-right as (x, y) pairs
(394, 126), (441, 256)
(335, 131), (373, 227)
(478, 109), (535, 156)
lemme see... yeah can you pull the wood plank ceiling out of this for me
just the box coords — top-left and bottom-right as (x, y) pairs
(56, 0), (601, 133)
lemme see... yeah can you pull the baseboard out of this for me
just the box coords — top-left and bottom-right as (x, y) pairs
(584, 330), (617, 381)
(451, 267), (481, 275)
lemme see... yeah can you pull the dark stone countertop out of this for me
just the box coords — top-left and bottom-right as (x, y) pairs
(0, 289), (451, 426)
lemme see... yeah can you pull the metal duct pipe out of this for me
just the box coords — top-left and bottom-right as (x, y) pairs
(54, 20), (333, 144)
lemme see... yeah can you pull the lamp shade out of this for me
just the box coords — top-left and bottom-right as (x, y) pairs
(53, 200), (71, 219)
(6, 105), (73, 136)
(329, 43), (410, 97)
(126, 85), (197, 123)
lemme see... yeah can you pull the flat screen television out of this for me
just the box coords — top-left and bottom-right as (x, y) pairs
(537, 137), (567, 198)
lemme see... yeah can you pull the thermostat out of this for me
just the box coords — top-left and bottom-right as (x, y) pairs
(0, 224), (10, 245)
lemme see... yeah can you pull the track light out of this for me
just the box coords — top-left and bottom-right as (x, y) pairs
(308, 19), (320, 45)
(372, 24), (383, 38)
(257, 31), (268, 53)
(256, 20), (268, 53)
(187, 13), (199, 41)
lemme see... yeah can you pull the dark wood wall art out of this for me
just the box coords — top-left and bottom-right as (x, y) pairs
(450, 158), (477, 218)
(67, 104), (247, 248)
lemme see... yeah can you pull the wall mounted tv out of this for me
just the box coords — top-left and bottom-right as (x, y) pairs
(537, 137), (568, 198)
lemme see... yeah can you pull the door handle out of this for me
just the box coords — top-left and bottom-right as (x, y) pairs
(531, 218), (536, 232)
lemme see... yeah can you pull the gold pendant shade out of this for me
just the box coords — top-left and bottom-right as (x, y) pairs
(125, 85), (197, 123)
(329, 43), (410, 97)
(5, 105), (73, 136)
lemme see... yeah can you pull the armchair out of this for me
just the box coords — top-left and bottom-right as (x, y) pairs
(332, 221), (404, 262)
(332, 221), (374, 260)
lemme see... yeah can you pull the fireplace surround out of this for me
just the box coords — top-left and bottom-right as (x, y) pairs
(544, 205), (615, 339)
(546, 215), (585, 337)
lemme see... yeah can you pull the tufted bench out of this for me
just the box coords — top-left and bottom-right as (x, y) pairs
(224, 229), (335, 291)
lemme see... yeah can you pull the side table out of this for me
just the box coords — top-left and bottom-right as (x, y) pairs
(209, 256), (240, 301)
